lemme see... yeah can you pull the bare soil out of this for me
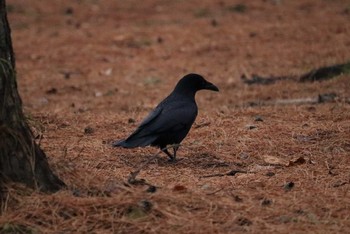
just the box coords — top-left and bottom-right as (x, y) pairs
(1, 0), (350, 233)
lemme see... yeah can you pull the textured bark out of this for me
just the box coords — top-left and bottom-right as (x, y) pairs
(0, 0), (65, 192)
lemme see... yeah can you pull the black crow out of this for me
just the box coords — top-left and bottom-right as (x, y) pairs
(113, 73), (219, 161)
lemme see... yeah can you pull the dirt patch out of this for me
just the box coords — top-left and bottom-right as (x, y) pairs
(1, 0), (350, 233)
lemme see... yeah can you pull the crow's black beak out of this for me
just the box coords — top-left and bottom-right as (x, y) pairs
(204, 82), (219, 92)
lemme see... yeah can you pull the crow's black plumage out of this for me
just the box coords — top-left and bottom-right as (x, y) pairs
(113, 73), (219, 161)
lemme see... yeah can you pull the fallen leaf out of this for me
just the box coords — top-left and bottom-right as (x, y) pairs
(287, 156), (307, 167)
(173, 185), (187, 192)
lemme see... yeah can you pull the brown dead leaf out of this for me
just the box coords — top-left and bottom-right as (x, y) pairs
(173, 185), (187, 192)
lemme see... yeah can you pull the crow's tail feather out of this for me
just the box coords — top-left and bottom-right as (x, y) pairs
(112, 136), (157, 148)
(112, 139), (129, 147)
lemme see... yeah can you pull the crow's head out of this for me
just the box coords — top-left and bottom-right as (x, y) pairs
(174, 73), (219, 94)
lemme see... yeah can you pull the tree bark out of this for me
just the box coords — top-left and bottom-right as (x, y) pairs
(0, 0), (65, 192)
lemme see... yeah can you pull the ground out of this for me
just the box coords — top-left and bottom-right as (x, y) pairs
(1, 0), (350, 233)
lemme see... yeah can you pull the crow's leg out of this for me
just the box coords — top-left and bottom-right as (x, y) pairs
(162, 148), (175, 161)
(172, 145), (179, 161)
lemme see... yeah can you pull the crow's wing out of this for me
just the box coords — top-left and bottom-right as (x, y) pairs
(138, 101), (197, 136)
(112, 106), (162, 147)
(115, 100), (197, 148)
(126, 105), (163, 138)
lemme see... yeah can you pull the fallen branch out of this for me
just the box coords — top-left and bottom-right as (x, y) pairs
(241, 74), (293, 85)
(247, 92), (338, 107)
(241, 61), (350, 85)
(200, 170), (248, 179)
(299, 62), (350, 82)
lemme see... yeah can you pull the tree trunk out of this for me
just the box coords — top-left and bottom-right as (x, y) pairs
(0, 0), (65, 192)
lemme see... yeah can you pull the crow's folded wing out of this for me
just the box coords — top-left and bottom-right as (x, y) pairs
(116, 100), (197, 147)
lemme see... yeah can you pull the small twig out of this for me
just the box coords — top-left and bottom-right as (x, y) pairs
(246, 93), (338, 107)
(206, 187), (225, 195)
(127, 144), (181, 185)
(194, 121), (211, 129)
(241, 73), (293, 85)
(200, 170), (248, 179)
